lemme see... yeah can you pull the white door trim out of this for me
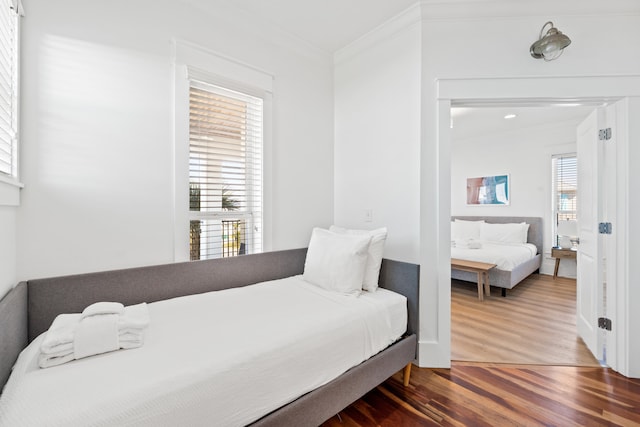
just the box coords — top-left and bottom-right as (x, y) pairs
(431, 75), (640, 377)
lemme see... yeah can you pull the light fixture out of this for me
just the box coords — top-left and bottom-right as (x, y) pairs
(504, 114), (517, 119)
(530, 21), (571, 61)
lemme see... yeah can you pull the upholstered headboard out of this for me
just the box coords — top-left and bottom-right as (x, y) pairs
(451, 216), (544, 254)
(0, 283), (27, 389)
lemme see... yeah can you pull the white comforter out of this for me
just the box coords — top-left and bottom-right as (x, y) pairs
(0, 276), (407, 427)
(451, 242), (538, 271)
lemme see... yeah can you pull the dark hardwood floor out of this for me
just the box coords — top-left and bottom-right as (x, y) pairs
(322, 362), (640, 426)
(323, 274), (640, 426)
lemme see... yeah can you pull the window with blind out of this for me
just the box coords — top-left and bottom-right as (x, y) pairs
(188, 80), (263, 260)
(552, 154), (577, 244)
(0, 0), (22, 179)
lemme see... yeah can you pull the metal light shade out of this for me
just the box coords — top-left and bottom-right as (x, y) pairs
(530, 21), (571, 61)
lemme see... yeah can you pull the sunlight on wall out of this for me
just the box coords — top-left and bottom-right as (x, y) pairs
(35, 35), (169, 196)
(19, 34), (174, 278)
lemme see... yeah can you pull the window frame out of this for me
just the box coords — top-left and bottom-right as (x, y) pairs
(187, 80), (264, 260)
(0, 0), (24, 206)
(172, 40), (273, 262)
(551, 153), (578, 247)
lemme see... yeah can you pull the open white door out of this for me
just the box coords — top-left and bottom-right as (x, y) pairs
(576, 101), (624, 368)
(576, 108), (605, 361)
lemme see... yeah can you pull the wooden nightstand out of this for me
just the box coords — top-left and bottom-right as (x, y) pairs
(551, 247), (577, 278)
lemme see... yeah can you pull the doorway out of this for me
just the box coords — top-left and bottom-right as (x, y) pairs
(424, 75), (640, 377)
(449, 103), (596, 366)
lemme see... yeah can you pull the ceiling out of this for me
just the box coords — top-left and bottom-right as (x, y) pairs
(186, 0), (418, 54)
(451, 106), (596, 142)
(180, 1), (599, 141)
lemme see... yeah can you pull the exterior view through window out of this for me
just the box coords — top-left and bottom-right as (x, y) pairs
(552, 154), (577, 246)
(188, 81), (263, 260)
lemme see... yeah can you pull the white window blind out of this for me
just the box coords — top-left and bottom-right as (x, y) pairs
(552, 154), (577, 244)
(188, 80), (263, 260)
(0, 0), (21, 178)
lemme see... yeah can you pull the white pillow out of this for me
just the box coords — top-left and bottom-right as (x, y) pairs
(451, 221), (459, 240)
(454, 219), (484, 239)
(303, 228), (371, 296)
(480, 222), (529, 244)
(329, 225), (387, 292)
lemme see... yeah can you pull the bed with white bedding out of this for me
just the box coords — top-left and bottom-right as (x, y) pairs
(0, 232), (418, 426)
(0, 275), (407, 426)
(452, 242), (538, 271)
(451, 216), (543, 296)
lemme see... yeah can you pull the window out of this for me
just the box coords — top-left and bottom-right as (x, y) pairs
(0, 0), (22, 181)
(188, 80), (263, 260)
(552, 154), (577, 245)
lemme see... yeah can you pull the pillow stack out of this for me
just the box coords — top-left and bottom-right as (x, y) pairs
(302, 226), (388, 295)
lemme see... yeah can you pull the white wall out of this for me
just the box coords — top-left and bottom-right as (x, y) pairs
(331, 0), (640, 369)
(451, 119), (583, 277)
(17, 0), (334, 280)
(419, 1), (640, 370)
(334, 8), (421, 264)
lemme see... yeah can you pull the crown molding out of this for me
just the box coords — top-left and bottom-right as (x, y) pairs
(334, 0), (639, 64)
(419, 0), (640, 21)
(183, 0), (332, 67)
(334, 3), (422, 66)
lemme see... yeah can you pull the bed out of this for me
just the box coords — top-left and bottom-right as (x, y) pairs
(451, 216), (543, 296)
(0, 246), (419, 426)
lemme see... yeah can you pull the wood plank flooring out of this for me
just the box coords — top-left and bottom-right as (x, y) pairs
(321, 363), (640, 426)
(320, 273), (640, 426)
(452, 273), (600, 366)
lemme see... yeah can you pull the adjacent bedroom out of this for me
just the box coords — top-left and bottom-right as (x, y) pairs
(449, 104), (601, 367)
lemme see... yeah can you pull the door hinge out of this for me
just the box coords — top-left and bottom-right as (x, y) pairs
(598, 222), (612, 234)
(598, 317), (612, 331)
(599, 128), (612, 141)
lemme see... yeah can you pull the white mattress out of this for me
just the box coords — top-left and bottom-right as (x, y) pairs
(0, 275), (407, 427)
(451, 242), (538, 271)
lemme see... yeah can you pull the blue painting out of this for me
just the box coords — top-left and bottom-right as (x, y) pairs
(466, 174), (509, 205)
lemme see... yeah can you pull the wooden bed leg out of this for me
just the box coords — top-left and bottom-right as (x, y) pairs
(501, 288), (507, 297)
(403, 363), (412, 386)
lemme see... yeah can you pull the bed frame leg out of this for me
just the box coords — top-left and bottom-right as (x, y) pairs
(501, 288), (507, 297)
(403, 363), (412, 386)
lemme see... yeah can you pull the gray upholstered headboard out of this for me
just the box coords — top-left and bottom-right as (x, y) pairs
(0, 248), (419, 392)
(451, 216), (544, 254)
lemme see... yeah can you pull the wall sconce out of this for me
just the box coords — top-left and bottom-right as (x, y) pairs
(530, 21), (571, 61)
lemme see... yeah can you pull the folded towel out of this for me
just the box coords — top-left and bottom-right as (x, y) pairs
(74, 313), (120, 359)
(39, 302), (149, 369)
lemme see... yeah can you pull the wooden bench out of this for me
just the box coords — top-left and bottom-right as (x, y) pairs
(451, 258), (496, 301)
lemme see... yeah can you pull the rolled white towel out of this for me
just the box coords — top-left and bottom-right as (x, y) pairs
(81, 302), (124, 319)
